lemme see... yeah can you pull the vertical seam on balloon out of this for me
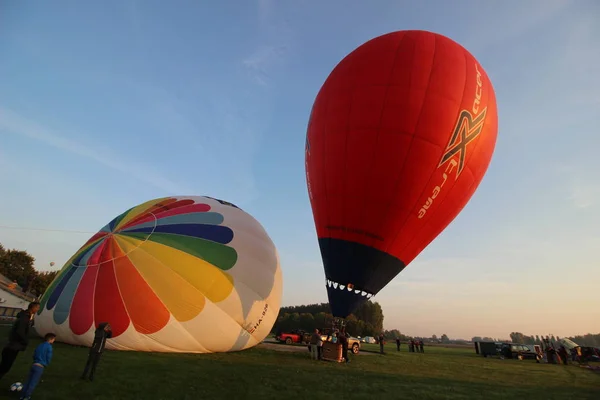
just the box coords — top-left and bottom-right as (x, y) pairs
(203, 228), (272, 330)
(228, 229), (277, 302)
(108, 238), (136, 345)
(112, 238), (160, 351)
(399, 52), (492, 257)
(392, 39), (469, 257)
(319, 68), (332, 285)
(93, 210), (158, 337)
(170, 315), (209, 353)
(356, 32), (411, 291)
(56, 265), (86, 326)
(119, 239), (209, 352)
(127, 237), (229, 316)
(378, 32), (438, 260)
(202, 297), (253, 351)
(90, 241), (108, 333)
(340, 50), (352, 268)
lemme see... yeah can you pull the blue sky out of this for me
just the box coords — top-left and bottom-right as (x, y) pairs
(1, 0), (598, 339)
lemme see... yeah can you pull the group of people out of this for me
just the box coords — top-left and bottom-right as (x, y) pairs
(537, 344), (580, 365)
(393, 338), (424, 353)
(0, 301), (113, 399)
(309, 328), (351, 363)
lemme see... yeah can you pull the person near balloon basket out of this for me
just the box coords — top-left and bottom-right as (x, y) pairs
(80, 322), (112, 381)
(338, 329), (350, 363)
(19, 333), (56, 400)
(310, 329), (323, 360)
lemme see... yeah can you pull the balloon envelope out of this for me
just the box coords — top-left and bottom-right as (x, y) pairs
(36, 196), (282, 353)
(305, 30), (498, 317)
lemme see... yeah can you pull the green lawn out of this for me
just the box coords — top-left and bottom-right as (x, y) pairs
(0, 327), (598, 399)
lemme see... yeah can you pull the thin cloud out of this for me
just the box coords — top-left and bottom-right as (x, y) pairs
(569, 180), (600, 209)
(465, 0), (574, 52)
(0, 107), (191, 194)
(242, 0), (292, 85)
(242, 45), (288, 85)
(555, 163), (600, 209)
(560, 12), (600, 107)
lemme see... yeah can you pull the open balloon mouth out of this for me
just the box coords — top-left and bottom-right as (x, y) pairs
(326, 279), (374, 299)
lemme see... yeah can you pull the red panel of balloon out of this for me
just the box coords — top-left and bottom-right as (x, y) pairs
(305, 30), (498, 318)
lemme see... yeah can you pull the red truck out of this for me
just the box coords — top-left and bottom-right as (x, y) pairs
(276, 330), (311, 345)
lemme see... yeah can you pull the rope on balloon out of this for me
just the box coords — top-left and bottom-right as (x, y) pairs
(0, 225), (95, 234)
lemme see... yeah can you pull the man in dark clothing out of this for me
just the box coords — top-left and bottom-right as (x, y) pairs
(339, 329), (349, 363)
(378, 333), (385, 354)
(396, 338), (401, 352)
(81, 322), (112, 381)
(0, 302), (40, 380)
(419, 340), (424, 353)
(558, 346), (568, 365)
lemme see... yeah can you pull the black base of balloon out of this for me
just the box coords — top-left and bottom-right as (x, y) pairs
(318, 238), (406, 318)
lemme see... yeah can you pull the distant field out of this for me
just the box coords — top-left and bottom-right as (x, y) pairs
(0, 327), (597, 399)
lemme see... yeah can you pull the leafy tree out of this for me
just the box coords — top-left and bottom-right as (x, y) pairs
(510, 332), (525, 344)
(31, 270), (59, 296)
(273, 300), (384, 336)
(298, 313), (315, 331)
(0, 247), (36, 288)
(441, 334), (450, 343)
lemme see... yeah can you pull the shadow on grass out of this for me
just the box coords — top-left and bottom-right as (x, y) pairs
(0, 328), (597, 400)
(26, 353), (598, 400)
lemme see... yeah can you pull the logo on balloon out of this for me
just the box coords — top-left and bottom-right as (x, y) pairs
(438, 108), (488, 177)
(418, 63), (488, 219)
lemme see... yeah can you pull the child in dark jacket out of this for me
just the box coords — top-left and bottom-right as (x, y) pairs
(20, 333), (55, 400)
(81, 322), (112, 382)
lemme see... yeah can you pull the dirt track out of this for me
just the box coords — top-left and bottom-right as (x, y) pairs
(258, 339), (376, 355)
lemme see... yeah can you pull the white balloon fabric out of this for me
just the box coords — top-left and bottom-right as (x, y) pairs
(35, 196), (282, 353)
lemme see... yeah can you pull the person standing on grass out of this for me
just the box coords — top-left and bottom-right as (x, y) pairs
(396, 337), (401, 352)
(558, 346), (568, 365)
(81, 322), (112, 382)
(316, 330), (323, 360)
(310, 329), (320, 360)
(19, 333), (56, 400)
(339, 328), (349, 363)
(378, 333), (385, 354)
(419, 340), (424, 353)
(0, 302), (40, 380)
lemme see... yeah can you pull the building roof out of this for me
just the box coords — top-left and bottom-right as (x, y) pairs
(0, 273), (37, 302)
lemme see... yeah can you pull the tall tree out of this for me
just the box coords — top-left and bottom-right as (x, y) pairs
(352, 301), (384, 333)
(510, 332), (525, 344)
(31, 270), (59, 296)
(0, 247), (36, 288)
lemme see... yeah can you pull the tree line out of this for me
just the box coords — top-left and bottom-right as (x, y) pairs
(273, 301), (384, 337)
(500, 332), (600, 347)
(0, 242), (58, 297)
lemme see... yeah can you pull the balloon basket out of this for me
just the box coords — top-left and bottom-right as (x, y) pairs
(321, 342), (343, 362)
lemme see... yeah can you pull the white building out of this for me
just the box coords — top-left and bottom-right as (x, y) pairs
(0, 274), (36, 321)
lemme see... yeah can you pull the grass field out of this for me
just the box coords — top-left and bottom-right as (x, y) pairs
(0, 328), (598, 400)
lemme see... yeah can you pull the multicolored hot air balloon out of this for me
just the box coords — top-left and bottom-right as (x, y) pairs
(35, 196), (282, 353)
(305, 30), (498, 318)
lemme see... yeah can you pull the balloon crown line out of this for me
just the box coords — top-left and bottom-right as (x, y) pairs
(326, 279), (374, 298)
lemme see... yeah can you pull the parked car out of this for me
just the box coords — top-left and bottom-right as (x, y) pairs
(361, 336), (376, 344)
(579, 346), (600, 362)
(501, 343), (540, 360)
(320, 329), (361, 354)
(276, 330), (310, 345)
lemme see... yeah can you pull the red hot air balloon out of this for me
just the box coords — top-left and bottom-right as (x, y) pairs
(305, 30), (498, 318)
